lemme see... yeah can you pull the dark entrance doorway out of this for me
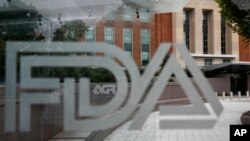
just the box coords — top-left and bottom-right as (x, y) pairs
(202, 62), (250, 95)
(230, 74), (248, 94)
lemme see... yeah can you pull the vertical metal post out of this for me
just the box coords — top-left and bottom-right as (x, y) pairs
(246, 91), (249, 99)
(230, 91), (233, 100)
(222, 91), (226, 100)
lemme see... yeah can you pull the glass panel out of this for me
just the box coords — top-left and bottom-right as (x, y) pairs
(183, 9), (191, 50)
(204, 58), (213, 66)
(103, 5), (116, 20)
(86, 26), (96, 42)
(221, 16), (226, 54)
(202, 11), (210, 54)
(124, 28), (132, 43)
(1, 1), (249, 141)
(123, 6), (133, 21)
(123, 28), (132, 56)
(140, 8), (150, 23)
(141, 29), (150, 44)
(141, 29), (150, 65)
(223, 58), (231, 63)
(105, 27), (114, 44)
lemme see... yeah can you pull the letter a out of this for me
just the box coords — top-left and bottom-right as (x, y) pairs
(234, 129), (241, 136)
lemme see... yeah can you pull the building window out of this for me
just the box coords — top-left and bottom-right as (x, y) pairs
(105, 27), (114, 44)
(221, 16), (226, 54)
(204, 58), (213, 66)
(141, 29), (150, 66)
(223, 58), (231, 63)
(123, 28), (132, 56)
(140, 9), (150, 23)
(85, 26), (95, 42)
(202, 11), (209, 54)
(123, 6), (133, 21)
(183, 10), (191, 50)
(105, 27), (115, 58)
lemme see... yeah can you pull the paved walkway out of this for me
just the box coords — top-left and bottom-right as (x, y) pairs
(105, 100), (250, 141)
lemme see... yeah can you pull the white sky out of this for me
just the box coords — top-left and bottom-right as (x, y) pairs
(0, 0), (123, 22)
(0, 0), (192, 21)
(7, 0), (122, 10)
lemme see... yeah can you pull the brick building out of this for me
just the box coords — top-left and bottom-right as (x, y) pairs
(85, 0), (241, 67)
(239, 36), (250, 61)
(83, 8), (173, 66)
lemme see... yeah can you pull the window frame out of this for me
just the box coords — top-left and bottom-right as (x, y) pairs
(221, 16), (227, 54)
(123, 28), (133, 56)
(183, 9), (191, 50)
(85, 26), (96, 42)
(202, 11), (210, 54)
(104, 26), (115, 45)
(204, 58), (213, 66)
(123, 6), (133, 21)
(140, 29), (151, 66)
(139, 9), (150, 23)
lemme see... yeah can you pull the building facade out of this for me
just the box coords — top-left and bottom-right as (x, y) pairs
(239, 35), (250, 61)
(174, 0), (239, 66)
(84, 0), (240, 67)
(83, 8), (173, 66)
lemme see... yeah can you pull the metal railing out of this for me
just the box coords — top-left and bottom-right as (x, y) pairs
(215, 91), (250, 100)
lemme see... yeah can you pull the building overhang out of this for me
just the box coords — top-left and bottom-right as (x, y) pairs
(202, 62), (250, 74)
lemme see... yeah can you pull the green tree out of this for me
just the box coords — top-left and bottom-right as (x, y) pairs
(51, 20), (89, 81)
(53, 20), (87, 41)
(0, 0), (45, 41)
(215, 0), (250, 40)
(0, 0), (45, 81)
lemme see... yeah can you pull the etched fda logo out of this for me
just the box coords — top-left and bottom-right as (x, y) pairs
(4, 42), (223, 132)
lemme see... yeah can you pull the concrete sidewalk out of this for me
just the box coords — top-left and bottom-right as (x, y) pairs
(105, 100), (250, 141)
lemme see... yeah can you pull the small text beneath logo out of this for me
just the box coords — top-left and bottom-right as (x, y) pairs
(93, 84), (116, 95)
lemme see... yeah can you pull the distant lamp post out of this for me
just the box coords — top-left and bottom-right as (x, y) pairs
(136, 9), (139, 19)
(58, 14), (63, 25)
(38, 14), (43, 26)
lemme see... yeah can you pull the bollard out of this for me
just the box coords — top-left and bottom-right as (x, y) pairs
(247, 91), (249, 99)
(238, 91), (241, 99)
(222, 91), (226, 100)
(230, 91), (234, 100)
(215, 92), (218, 98)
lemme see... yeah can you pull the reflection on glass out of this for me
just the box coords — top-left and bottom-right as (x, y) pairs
(123, 28), (132, 56)
(105, 27), (115, 58)
(85, 26), (96, 42)
(183, 9), (191, 50)
(141, 29), (150, 66)
(221, 16), (226, 54)
(202, 11), (209, 54)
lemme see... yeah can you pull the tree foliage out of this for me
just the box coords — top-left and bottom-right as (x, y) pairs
(0, 1), (45, 81)
(215, 0), (250, 40)
(0, 1), (45, 41)
(53, 20), (87, 41)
